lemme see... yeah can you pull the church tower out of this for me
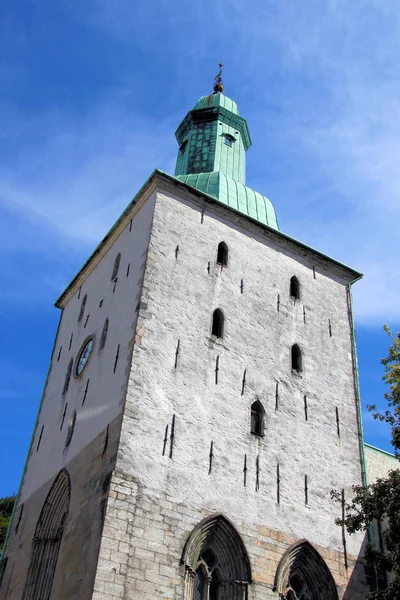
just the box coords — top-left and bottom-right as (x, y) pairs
(0, 70), (369, 600)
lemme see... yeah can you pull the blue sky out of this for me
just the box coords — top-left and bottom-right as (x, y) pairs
(1, 0), (399, 497)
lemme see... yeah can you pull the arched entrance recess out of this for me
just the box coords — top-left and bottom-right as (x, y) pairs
(274, 540), (338, 600)
(181, 514), (252, 600)
(22, 469), (71, 600)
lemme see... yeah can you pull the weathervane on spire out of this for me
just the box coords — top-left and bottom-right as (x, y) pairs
(213, 62), (224, 94)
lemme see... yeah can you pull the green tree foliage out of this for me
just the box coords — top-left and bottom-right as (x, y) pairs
(333, 326), (400, 599)
(0, 496), (16, 553)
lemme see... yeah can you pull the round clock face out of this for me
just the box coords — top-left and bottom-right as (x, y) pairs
(75, 338), (94, 376)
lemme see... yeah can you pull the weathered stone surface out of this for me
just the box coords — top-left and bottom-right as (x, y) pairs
(1, 174), (369, 600)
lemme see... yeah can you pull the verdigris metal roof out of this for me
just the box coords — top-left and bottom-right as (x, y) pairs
(193, 93), (239, 115)
(176, 171), (279, 230)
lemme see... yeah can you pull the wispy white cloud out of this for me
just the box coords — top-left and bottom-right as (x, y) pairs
(2, 0), (400, 325)
(0, 99), (177, 305)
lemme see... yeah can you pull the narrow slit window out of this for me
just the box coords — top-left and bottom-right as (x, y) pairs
(291, 344), (302, 372)
(78, 294), (87, 322)
(65, 411), (76, 447)
(100, 318), (109, 350)
(111, 253), (121, 281)
(216, 242), (228, 266)
(62, 359), (73, 394)
(251, 401), (264, 436)
(212, 309), (224, 338)
(290, 276), (300, 300)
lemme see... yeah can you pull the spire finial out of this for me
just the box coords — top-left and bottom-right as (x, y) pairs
(213, 62), (224, 94)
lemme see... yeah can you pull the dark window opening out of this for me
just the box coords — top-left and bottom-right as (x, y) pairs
(100, 318), (109, 350)
(179, 140), (188, 153)
(62, 360), (73, 394)
(65, 411), (76, 447)
(212, 309), (224, 338)
(216, 242), (228, 266)
(224, 134), (235, 147)
(194, 566), (206, 600)
(111, 253), (121, 281)
(251, 401), (264, 436)
(78, 294), (87, 322)
(209, 570), (220, 600)
(291, 344), (302, 372)
(290, 276), (300, 300)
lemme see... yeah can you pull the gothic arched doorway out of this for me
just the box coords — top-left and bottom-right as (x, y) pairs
(274, 540), (338, 600)
(181, 514), (252, 600)
(22, 469), (71, 600)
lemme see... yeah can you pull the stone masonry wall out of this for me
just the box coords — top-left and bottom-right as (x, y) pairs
(0, 417), (120, 600)
(92, 178), (368, 599)
(1, 186), (157, 600)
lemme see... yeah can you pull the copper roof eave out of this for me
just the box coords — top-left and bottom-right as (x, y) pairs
(55, 169), (362, 308)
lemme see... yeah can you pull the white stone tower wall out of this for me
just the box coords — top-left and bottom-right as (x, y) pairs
(1, 189), (157, 600)
(19, 191), (156, 503)
(92, 179), (367, 600)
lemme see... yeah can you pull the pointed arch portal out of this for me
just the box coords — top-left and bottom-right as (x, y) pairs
(274, 540), (338, 600)
(22, 469), (71, 600)
(181, 514), (251, 600)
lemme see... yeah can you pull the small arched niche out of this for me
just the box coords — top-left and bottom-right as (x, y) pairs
(250, 400), (264, 436)
(290, 276), (300, 300)
(100, 318), (109, 350)
(291, 344), (302, 373)
(216, 242), (228, 267)
(78, 294), (87, 322)
(212, 309), (224, 338)
(62, 359), (73, 395)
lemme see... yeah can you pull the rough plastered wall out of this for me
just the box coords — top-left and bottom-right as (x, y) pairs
(364, 444), (398, 483)
(93, 178), (368, 600)
(0, 189), (157, 600)
(365, 443), (399, 587)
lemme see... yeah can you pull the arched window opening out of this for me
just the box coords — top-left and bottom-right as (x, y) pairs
(111, 253), (121, 281)
(193, 565), (207, 600)
(291, 344), (302, 373)
(216, 242), (228, 267)
(209, 569), (220, 600)
(100, 318), (109, 350)
(22, 470), (71, 600)
(62, 359), (73, 395)
(212, 309), (224, 338)
(274, 540), (338, 600)
(224, 134), (235, 147)
(78, 294), (87, 322)
(182, 514), (251, 600)
(179, 140), (188, 154)
(290, 276), (300, 300)
(251, 401), (264, 436)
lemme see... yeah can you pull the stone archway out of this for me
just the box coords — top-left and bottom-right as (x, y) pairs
(274, 540), (338, 600)
(181, 514), (252, 600)
(22, 469), (71, 600)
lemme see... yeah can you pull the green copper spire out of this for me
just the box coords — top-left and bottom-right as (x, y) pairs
(173, 67), (279, 230)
